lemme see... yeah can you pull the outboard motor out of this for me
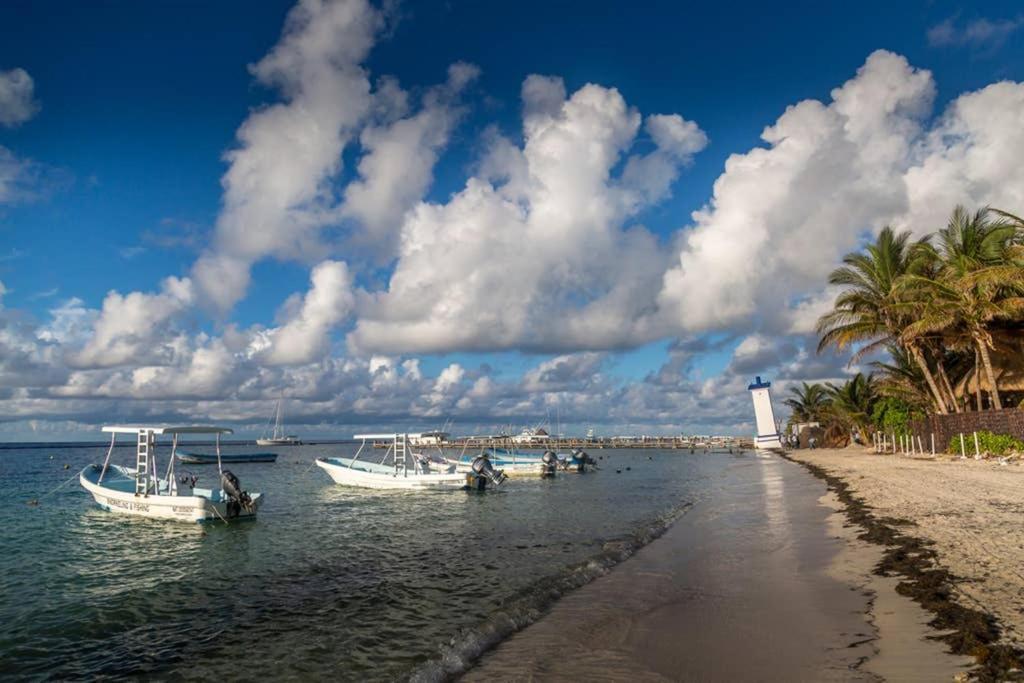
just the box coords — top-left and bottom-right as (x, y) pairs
(540, 450), (559, 477)
(579, 450), (599, 471)
(570, 449), (587, 473)
(466, 455), (507, 491)
(220, 470), (253, 518)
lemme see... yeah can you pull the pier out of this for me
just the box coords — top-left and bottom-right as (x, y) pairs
(374, 436), (753, 450)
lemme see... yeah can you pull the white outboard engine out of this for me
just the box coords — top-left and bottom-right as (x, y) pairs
(220, 470), (253, 518)
(466, 455), (507, 491)
(541, 450), (559, 477)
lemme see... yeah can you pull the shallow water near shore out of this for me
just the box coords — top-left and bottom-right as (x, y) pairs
(0, 443), (728, 680)
(467, 454), (884, 681)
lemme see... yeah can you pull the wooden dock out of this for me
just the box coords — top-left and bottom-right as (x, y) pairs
(374, 436), (753, 450)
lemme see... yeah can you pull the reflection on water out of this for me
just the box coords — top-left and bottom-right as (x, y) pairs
(0, 443), (721, 680)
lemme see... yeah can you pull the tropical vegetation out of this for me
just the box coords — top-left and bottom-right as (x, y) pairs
(946, 431), (1024, 457)
(785, 205), (1023, 447)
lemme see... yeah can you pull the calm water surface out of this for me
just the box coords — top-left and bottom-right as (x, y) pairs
(0, 443), (733, 681)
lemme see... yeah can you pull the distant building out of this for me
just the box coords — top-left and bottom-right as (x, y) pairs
(788, 422), (820, 437)
(512, 427), (550, 444)
(409, 431), (449, 446)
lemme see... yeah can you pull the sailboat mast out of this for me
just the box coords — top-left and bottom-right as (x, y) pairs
(274, 400), (283, 439)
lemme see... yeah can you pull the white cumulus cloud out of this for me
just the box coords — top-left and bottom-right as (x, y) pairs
(72, 277), (194, 368)
(659, 50), (934, 333)
(350, 76), (707, 354)
(262, 259), (355, 365)
(192, 0), (383, 312)
(342, 62), (480, 257)
(0, 68), (39, 127)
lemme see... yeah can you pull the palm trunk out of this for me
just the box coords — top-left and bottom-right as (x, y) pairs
(976, 338), (1003, 410)
(974, 348), (984, 411)
(935, 360), (962, 414)
(911, 346), (948, 415)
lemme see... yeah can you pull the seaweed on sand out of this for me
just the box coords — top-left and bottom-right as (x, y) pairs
(781, 453), (1024, 682)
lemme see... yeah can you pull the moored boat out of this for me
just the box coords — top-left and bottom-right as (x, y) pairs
(79, 425), (263, 523)
(317, 433), (505, 490)
(256, 399), (301, 446)
(447, 449), (550, 477)
(176, 450), (278, 464)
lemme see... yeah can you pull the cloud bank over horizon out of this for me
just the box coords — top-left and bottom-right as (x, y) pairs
(3, 0), (1024, 439)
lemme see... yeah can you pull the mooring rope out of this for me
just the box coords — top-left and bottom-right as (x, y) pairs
(28, 470), (80, 506)
(211, 503), (230, 526)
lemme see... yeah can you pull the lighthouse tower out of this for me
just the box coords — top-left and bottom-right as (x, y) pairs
(748, 376), (782, 450)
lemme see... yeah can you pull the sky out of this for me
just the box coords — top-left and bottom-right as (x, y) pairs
(1, 0), (1023, 441)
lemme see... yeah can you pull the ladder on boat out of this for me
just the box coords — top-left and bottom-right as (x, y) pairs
(136, 429), (153, 496)
(393, 434), (408, 475)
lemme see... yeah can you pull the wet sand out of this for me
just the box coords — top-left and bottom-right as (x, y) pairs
(465, 453), (967, 681)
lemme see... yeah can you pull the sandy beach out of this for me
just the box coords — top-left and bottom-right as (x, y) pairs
(790, 449), (1024, 656)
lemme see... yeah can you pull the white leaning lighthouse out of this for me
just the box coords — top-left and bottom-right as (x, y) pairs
(748, 376), (783, 450)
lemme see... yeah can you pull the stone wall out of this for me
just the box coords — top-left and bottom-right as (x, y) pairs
(909, 409), (1024, 452)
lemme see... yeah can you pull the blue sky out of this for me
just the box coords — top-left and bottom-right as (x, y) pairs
(1, 0), (1023, 440)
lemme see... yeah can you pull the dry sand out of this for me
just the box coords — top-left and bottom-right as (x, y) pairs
(791, 448), (1024, 650)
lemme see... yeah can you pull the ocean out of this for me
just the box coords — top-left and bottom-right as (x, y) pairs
(0, 442), (731, 681)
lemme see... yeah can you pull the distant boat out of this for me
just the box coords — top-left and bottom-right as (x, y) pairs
(256, 400), (301, 446)
(177, 450), (278, 464)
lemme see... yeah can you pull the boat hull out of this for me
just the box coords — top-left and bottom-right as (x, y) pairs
(79, 466), (263, 523)
(256, 438), (301, 446)
(316, 458), (466, 490)
(449, 459), (544, 477)
(176, 452), (278, 464)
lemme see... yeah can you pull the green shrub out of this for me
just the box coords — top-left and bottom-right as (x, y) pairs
(946, 430), (1024, 456)
(872, 397), (923, 434)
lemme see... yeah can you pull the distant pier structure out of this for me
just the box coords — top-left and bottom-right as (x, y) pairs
(748, 376), (783, 450)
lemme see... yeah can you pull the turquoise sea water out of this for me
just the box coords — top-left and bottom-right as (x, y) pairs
(0, 442), (727, 681)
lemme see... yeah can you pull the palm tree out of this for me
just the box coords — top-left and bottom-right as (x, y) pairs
(870, 345), (935, 412)
(783, 382), (831, 423)
(816, 227), (950, 413)
(898, 207), (1024, 410)
(825, 373), (877, 443)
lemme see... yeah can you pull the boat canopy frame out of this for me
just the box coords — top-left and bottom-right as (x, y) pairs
(98, 425), (234, 495)
(351, 433), (442, 476)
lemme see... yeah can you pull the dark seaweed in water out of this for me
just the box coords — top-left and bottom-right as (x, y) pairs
(782, 453), (1024, 682)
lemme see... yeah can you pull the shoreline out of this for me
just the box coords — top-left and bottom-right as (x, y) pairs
(409, 497), (695, 682)
(462, 452), (932, 681)
(786, 448), (1024, 681)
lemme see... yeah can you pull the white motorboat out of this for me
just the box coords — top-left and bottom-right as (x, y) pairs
(316, 433), (504, 490)
(256, 400), (301, 446)
(79, 425), (263, 523)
